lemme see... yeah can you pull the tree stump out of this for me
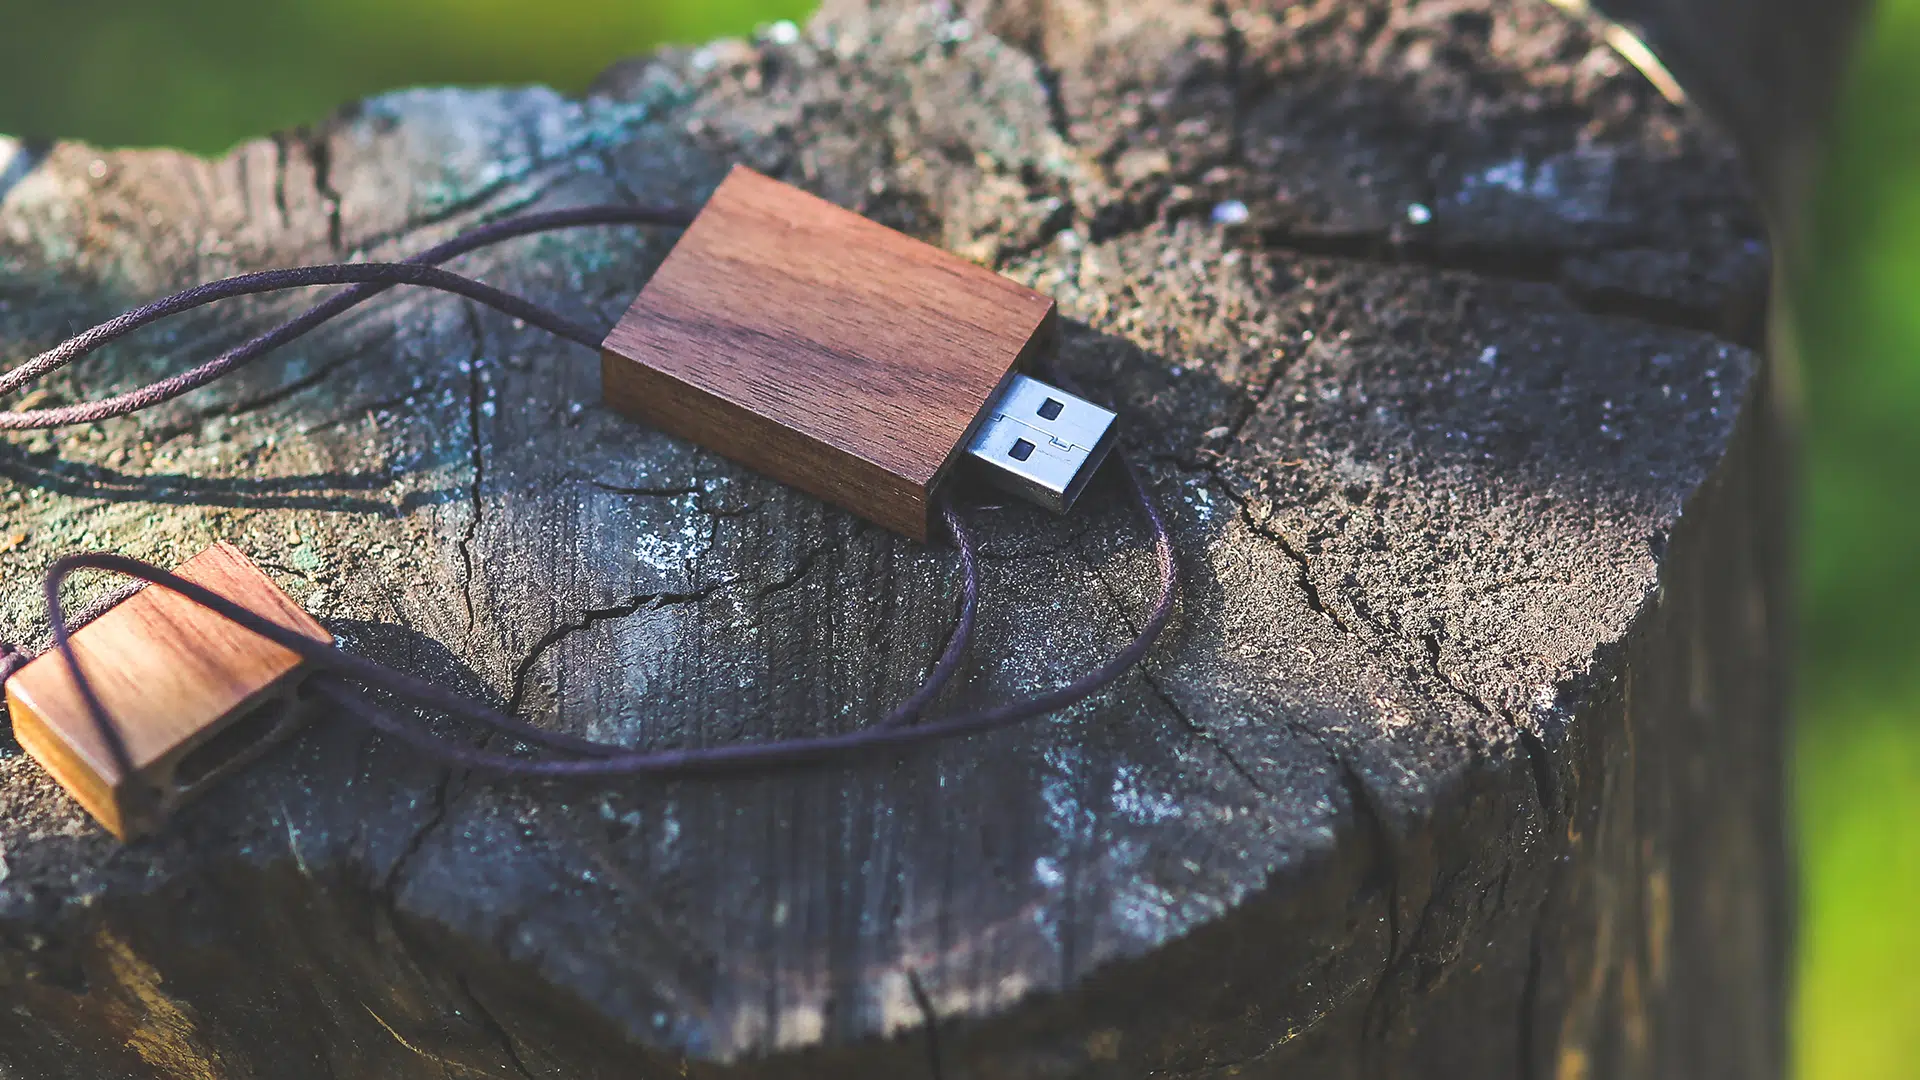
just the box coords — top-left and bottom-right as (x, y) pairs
(0, 1), (1785, 1077)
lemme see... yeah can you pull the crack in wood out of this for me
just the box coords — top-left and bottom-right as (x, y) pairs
(456, 306), (488, 637)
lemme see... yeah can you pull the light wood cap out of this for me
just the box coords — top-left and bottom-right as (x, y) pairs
(5, 542), (328, 839)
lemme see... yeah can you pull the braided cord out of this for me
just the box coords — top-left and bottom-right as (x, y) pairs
(0, 201), (1178, 785)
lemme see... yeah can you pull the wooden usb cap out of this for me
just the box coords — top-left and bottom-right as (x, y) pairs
(601, 166), (1059, 541)
(5, 542), (328, 840)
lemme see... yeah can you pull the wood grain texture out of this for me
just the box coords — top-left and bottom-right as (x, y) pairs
(602, 165), (1057, 540)
(6, 542), (327, 839)
(0, 1), (1784, 1077)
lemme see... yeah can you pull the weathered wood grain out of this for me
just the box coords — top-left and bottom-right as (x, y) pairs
(0, 0), (1783, 1077)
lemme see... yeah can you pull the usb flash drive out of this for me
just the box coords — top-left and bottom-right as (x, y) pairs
(600, 166), (1115, 541)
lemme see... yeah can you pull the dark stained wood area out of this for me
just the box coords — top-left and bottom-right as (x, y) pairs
(603, 165), (1057, 540)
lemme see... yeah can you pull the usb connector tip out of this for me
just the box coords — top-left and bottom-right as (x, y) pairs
(964, 374), (1118, 513)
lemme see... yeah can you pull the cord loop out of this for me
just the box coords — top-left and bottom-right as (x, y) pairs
(2, 202), (1178, 784)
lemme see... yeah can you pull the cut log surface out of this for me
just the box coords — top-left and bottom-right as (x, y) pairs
(0, 1), (1785, 1078)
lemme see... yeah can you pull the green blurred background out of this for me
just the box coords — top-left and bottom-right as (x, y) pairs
(0, 1), (1912, 1076)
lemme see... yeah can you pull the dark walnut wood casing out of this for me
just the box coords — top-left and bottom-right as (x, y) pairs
(601, 165), (1058, 541)
(5, 542), (328, 840)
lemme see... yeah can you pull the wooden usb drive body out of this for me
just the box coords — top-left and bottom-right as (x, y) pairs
(5, 542), (327, 839)
(601, 166), (1058, 541)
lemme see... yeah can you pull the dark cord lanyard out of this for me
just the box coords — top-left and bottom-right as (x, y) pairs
(0, 204), (1177, 784)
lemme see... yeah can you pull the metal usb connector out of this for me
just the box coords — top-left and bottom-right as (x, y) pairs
(964, 373), (1119, 513)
